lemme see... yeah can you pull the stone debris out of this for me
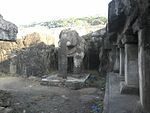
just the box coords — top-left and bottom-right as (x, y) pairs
(0, 90), (13, 113)
(61, 95), (69, 100)
(0, 90), (12, 107)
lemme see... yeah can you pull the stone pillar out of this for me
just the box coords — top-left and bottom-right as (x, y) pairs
(10, 60), (16, 74)
(120, 35), (139, 95)
(119, 46), (125, 77)
(138, 28), (150, 112)
(124, 44), (138, 86)
(73, 56), (82, 74)
(58, 40), (67, 79)
(113, 47), (120, 73)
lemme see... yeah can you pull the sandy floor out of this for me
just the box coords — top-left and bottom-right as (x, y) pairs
(0, 76), (104, 113)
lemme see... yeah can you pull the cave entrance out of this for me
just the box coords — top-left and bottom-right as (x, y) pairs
(67, 57), (74, 73)
(89, 50), (100, 70)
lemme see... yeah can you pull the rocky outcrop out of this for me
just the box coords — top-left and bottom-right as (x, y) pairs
(22, 32), (55, 47)
(0, 14), (18, 41)
(0, 32), (57, 76)
(15, 43), (57, 77)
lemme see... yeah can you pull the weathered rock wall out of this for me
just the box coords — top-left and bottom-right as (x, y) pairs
(107, 0), (150, 112)
(0, 32), (58, 76)
(82, 28), (110, 75)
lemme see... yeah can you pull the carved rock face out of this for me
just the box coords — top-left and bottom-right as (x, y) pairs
(108, 0), (136, 33)
(59, 29), (79, 47)
(58, 29), (86, 74)
(59, 29), (85, 56)
(114, 0), (134, 16)
(0, 14), (18, 41)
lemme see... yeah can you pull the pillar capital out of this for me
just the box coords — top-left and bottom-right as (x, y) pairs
(118, 42), (124, 48)
(121, 34), (138, 44)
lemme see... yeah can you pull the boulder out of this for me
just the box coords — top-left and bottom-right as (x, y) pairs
(0, 14), (18, 41)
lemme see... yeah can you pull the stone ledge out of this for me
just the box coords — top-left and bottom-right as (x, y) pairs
(103, 73), (139, 113)
(120, 82), (139, 95)
(133, 101), (149, 113)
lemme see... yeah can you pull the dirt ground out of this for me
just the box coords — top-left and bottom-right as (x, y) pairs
(0, 73), (105, 113)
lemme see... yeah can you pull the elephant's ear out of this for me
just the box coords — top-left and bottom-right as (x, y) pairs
(59, 31), (63, 39)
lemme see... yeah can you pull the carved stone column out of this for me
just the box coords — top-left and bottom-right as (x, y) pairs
(58, 39), (67, 79)
(119, 45), (125, 77)
(120, 34), (139, 95)
(10, 60), (16, 74)
(125, 44), (138, 86)
(113, 46), (120, 73)
(138, 28), (150, 112)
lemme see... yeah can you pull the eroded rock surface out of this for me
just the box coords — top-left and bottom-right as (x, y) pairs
(0, 14), (18, 41)
(0, 32), (57, 76)
(58, 29), (86, 78)
(82, 28), (109, 75)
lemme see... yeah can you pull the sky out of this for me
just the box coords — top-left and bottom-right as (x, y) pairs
(0, 0), (111, 25)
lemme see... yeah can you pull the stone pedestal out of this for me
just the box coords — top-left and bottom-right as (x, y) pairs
(119, 47), (125, 77)
(120, 43), (139, 95)
(138, 29), (150, 112)
(41, 74), (90, 90)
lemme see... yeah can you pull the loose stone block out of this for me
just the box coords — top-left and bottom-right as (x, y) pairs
(120, 82), (139, 95)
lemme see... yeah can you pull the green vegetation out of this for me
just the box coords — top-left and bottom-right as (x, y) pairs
(89, 99), (104, 113)
(85, 70), (106, 90)
(85, 70), (106, 113)
(23, 16), (107, 28)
